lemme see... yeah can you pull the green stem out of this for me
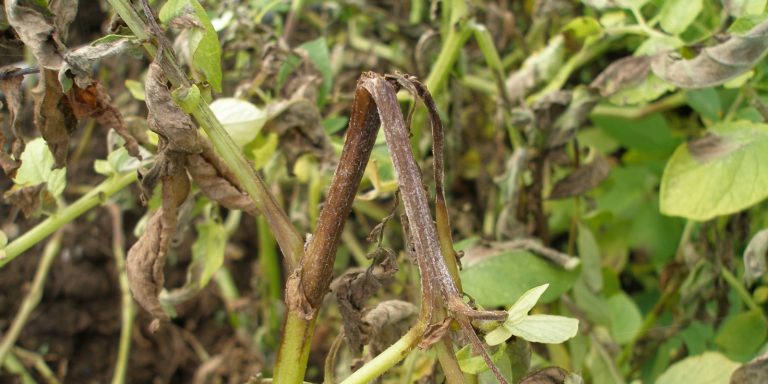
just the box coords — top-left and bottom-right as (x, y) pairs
(1, 172), (137, 268)
(721, 268), (762, 313)
(2, 352), (36, 384)
(424, 22), (473, 95)
(0, 232), (62, 366)
(13, 347), (59, 384)
(273, 313), (316, 383)
(341, 321), (427, 384)
(108, 206), (133, 384)
(258, 216), (282, 302)
(435, 338), (465, 384)
(591, 92), (687, 120)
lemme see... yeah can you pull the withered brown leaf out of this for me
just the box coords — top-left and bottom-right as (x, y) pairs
(127, 152), (190, 330)
(549, 154), (611, 199)
(334, 248), (398, 355)
(33, 69), (77, 168)
(0, 67), (25, 176)
(67, 82), (141, 158)
(591, 56), (652, 97)
(5, 0), (65, 70)
(3, 183), (49, 218)
(519, 367), (569, 384)
(187, 142), (258, 215)
(145, 61), (201, 154)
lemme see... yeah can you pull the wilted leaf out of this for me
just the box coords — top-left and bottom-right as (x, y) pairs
(652, 20), (768, 88)
(209, 98), (266, 147)
(506, 36), (565, 101)
(549, 154), (610, 199)
(5, 0), (65, 70)
(744, 229), (768, 286)
(159, 0), (222, 92)
(659, 0), (703, 35)
(33, 69), (77, 167)
(660, 121), (768, 220)
(186, 142), (258, 215)
(656, 352), (740, 384)
(160, 218), (227, 305)
(362, 300), (418, 355)
(144, 61), (201, 154)
(61, 36), (140, 90)
(4, 184), (49, 218)
(263, 98), (332, 167)
(127, 209), (173, 329)
(0, 67), (25, 176)
(334, 248), (398, 354)
(66, 82), (141, 158)
(731, 352), (768, 384)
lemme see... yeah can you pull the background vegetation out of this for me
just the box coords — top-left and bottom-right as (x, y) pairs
(2, 0), (768, 383)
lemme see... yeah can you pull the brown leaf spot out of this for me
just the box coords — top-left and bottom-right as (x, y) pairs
(731, 352), (768, 384)
(591, 56), (652, 97)
(688, 133), (741, 163)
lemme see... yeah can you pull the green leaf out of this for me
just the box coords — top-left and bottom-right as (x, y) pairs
(687, 88), (723, 121)
(507, 284), (550, 323)
(726, 0), (767, 17)
(461, 250), (579, 307)
(591, 113), (677, 154)
(578, 224), (603, 292)
(507, 315), (579, 344)
(456, 343), (507, 375)
(660, 121), (768, 220)
(659, 0), (703, 35)
(715, 310), (767, 361)
(93, 147), (141, 177)
(485, 325), (514, 346)
(297, 37), (332, 106)
(635, 35), (684, 56)
(248, 132), (279, 170)
(125, 79), (145, 101)
(656, 352), (740, 384)
(159, 0), (222, 92)
(607, 292), (642, 344)
(608, 73), (674, 106)
(13, 138), (66, 197)
(209, 98), (266, 147)
(192, 220), (227, 287)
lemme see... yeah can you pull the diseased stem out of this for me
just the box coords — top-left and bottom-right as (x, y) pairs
(107, 205), (133, 384)
(1, 172), (137, 268)
(0, 232), (62, 366)
(273, 313), (316, 383)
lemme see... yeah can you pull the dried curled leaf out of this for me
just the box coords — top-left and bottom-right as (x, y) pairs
(334, 248), (398, 355)
(652, 20), (768, 88)
(362, 300), (418, 354)
(126, 209), (172, 329)
(67, 82), (141, 158)
(0, 67), (25, 176)
(5, 0), (66, 70)
(187, 143), (258, 215)
(33, 69), (77, 168)
(62, 37), (140, 90)
(4, 184), (49, 218)
(549, 154), (611, 199)
(145, 61), (202, 154)
(128, 153), (190, 330)
(519, 367), (570, 384)
(263, 98), (333, 168)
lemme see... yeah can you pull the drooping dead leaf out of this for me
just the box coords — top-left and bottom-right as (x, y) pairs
(66, 82), (141, 158)
(731, 352), (768, 384)
(362, 300), (418, 355)
(145, 61), (202, 154)
(744, 229), (768, 286)
(417, 318), (453, 349)
(33, 69), (77, 168)
(591, 56), (652, 97)
(549, 153), (611, 199)
(3, 183), (49, 218)
(519, 367), (569, 384)
(128, 151), (190, 330)
(62, 37), (140, 89)
(652, 20), (768, 88)
(4, 0), (65, 70)
(187, 142), (258, 215)
(263, 98), (332, 168)
(334, 247), (398, 355)
(0, 67), (25, 176)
